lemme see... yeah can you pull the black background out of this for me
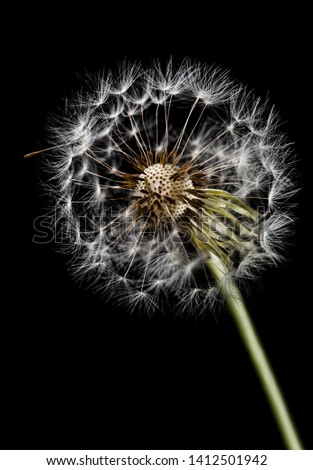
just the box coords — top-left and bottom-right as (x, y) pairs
(4, 5), (312, 450)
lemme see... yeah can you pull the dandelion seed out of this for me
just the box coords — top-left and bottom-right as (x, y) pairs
(32, 59), (302, 449)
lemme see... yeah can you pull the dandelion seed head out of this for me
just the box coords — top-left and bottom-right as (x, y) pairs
(44, 59), (296, 315)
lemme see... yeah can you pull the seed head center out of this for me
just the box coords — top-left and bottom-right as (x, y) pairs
(136, 163), (194, 218)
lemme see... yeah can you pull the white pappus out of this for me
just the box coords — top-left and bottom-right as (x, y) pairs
(44, 59), (296, 315)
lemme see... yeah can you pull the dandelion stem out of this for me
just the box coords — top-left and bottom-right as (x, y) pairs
(207, 254), (303, 450)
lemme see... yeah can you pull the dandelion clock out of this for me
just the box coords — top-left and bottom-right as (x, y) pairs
(26, 59), (302, 449)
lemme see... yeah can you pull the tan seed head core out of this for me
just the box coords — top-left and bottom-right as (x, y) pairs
(136, 163), (194, 219)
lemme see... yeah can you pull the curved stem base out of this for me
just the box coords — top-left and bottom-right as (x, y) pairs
(208, 255), (303, 450)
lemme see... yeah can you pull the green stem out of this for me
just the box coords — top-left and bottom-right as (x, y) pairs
(207, 254), (303, 450)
